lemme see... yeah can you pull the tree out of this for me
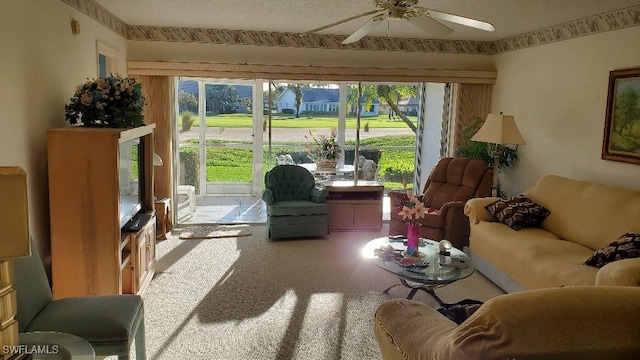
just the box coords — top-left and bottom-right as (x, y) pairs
(263, 82), (286, 114)
(347, 84), (419, 133)
(178, 90), (198, 113)
(205, 84), (238, 115)
(614, 88), (640, 136)
(287, 83), (310, 118)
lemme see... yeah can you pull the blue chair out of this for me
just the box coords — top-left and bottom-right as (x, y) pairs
(12, 238), (146, 359)
(263, 165), (329, 239)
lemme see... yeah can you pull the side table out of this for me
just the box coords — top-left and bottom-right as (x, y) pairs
(154, 198), (172, 240)
(18, 331), (95, 359)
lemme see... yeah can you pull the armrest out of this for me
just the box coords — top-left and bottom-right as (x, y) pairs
(310, 187), (327, 203)
(262, 189), (274, 205)
(464, 197), (500, 224)
(374, 300), (457, 360)
(596, 258), (640, 286)
(440, 202), (470, 249)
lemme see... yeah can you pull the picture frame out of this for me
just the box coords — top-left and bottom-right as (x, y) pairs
(602, 68), (640, 165)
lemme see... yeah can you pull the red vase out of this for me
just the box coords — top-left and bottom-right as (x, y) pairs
(406, 224), (419, 256)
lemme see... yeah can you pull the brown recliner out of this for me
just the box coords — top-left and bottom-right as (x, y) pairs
(388, 157), (492, 249)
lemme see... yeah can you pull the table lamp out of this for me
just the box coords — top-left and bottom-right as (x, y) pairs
(471, 113), (526, 196)
(0, 167), (31, 360)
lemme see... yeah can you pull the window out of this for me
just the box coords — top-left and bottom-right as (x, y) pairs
(96, 41), (119, 78)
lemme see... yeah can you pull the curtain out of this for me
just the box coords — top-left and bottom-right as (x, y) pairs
(413, 83), (428, 191)
(448, 83), (492, 155)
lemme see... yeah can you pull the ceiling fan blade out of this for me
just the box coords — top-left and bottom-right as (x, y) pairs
(303, 9), (382, 35)
(427, 9), (495, 32)
(406, 14), (453, 36)
(342, 14), (387, 44)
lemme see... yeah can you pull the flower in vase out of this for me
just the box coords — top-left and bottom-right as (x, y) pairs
(397, 190), (429, 226)
(64, 74), (146, 128)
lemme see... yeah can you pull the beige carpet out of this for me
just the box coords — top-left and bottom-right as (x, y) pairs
(177, 224), (252, 239)
(141, 225), (505, 360)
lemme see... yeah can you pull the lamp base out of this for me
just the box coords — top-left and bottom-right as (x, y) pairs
(491, 150), (500, 197)
(0, 261), (20, 360)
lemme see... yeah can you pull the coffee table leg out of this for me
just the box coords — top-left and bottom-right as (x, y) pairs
(382, 283), (405, 294)
(398, 278), (446, 305)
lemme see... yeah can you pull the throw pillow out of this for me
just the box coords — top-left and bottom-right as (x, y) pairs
(437, 299), (484, 325)
(485, 195), (550, 230)
(584, 232), (640, 268)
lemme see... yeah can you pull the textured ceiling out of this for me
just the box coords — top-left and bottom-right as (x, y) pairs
(94, 0), (640, 42)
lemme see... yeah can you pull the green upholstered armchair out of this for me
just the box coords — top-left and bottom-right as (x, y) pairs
(263, 165), (329, 239)
(12, 238), (146, 360)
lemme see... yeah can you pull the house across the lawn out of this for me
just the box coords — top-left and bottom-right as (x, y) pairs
(276, 88), (379, 117)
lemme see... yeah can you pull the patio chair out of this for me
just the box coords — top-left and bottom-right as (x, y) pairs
(263, 165), (329, 239)
(12, 237), (146, 359)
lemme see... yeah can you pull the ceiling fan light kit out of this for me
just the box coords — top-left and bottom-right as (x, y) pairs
(304, 0), (495, 45)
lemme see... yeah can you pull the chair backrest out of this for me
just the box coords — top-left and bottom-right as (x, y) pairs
(11, 237), (53, 332)
(422, 157), (492, 209)
(265, 165), (315, 202)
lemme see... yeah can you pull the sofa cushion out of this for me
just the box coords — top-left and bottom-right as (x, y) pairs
(524, 175), (640, 250)
(267, 200), (328, 216)
(470, 222), (597, 289)
(485, 195), (550, 230)
(585, 232), (640, 268)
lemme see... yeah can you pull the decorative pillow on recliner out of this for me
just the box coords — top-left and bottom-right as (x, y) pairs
(485, 195), (550, 230)
(584, 232), (640, 268)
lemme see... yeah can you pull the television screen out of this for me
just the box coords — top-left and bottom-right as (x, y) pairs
(119, 137), (144, 228)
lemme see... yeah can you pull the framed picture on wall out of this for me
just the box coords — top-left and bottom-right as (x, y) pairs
(602, 68), (640, 165)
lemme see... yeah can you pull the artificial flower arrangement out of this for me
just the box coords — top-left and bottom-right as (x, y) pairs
(395, 179), (437, 257)
(305, 129), (341, 161)
(64, 74), (146, 128)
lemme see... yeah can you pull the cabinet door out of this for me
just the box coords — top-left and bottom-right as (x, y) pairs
(145, 219), (157, 273)
(133, 232), (148, 293)
(328, 203), (355, 229)
(354, 203), (382, 229)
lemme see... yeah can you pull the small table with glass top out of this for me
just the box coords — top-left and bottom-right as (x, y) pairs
(362, 236), (475, 304)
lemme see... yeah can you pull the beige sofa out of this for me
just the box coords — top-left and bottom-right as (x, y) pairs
(464, 175), (640, 293)
(375, 286), (640, 360)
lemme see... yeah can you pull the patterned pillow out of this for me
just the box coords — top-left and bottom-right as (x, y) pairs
(437, 299), (484, 325)
(485, 195), (550, 230)
(584, 232), (640, 268)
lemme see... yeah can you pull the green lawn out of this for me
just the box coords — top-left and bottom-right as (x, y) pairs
(181, 134), (416, 190)
(184, 113), (417, 129)
(179, 112), (418, 190)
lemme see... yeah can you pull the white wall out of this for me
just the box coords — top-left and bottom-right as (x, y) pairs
(0, 0), (127, 263)
(491, 26), (640, 195)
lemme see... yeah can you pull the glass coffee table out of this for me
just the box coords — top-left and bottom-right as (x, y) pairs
(362, 236), (475, 304)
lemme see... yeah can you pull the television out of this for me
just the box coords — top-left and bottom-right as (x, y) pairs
(119, 137), (145, 228)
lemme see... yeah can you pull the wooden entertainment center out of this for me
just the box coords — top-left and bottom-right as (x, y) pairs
(324, 180), (384, 231)
(47, 125), (157, 299)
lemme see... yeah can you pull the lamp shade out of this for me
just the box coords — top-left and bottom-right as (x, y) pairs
(0, 167), (31, 259)
(471, 113), (526, 145)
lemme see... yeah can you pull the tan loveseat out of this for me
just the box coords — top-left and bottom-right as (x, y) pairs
(464, 175), (640, 293)
(375, 286), (640, 360)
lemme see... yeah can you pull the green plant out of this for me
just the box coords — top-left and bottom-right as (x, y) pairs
(179, 147), (200, 192)
(455, 117), (519, 170)
(65, 74), (146, 128)
(181, 111), (196, 131)
(305, 129), (341, 160)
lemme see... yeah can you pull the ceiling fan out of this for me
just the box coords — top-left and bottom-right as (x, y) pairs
(303, 0), (495, 44)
